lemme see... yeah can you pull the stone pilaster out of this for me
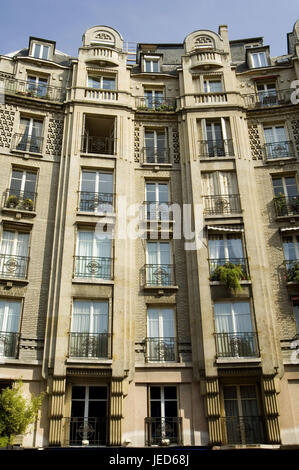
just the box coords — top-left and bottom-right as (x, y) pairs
(109, 377), (123, 445)
(204, 377), (222, 445)
(48, 376), (66, 446)
(262, 375), (281, 444)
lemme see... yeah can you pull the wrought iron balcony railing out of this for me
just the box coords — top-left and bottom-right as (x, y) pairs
(143, 202), (173, 221)
(221, 416), (265, 445)
(199, 139), (234, 158)
(4, 189), (37, 211)
(203, 194), (241, 215)
(64, 417), (108, 446)
(81, 135), (116, 155)
(0, 331), (19, 358)
(0, 254), (29, 279)
(145, 337), (177, 362)
(78, 191), (114, 213)
(145, 417), (183, 446)
(144, 264), (175, 287)
(244, 89), (291, 109)
(69, 332), (111, 358)
(2, 76), (66, 102)
(209, 258), (249, 280)
(12, 133), (43, 154)
(215, 332), (259, 358)
(263, 141), (295, 160)
(274, 195), (299, 217)
(284, 259), (299, 283)
(136, 97), (176, 111)
(74, 256), (112, 280)
(142, 147), (170, 164)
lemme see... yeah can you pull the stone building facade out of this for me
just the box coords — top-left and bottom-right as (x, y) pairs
(0, 20), (299, 448)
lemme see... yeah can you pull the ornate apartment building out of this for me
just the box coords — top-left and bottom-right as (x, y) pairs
(0, 20), (299, 449)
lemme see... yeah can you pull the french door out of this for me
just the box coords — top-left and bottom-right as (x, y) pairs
(0, 230), (29, 278)
(80, 171), (113, 213)
(75, 230), (111, 279)
(147, 308), (176, 361)
(0, 300), (21, 357)
(148, 386), (180, 445)
(146, 242), (172, 286)
(145, 182), (169, 220)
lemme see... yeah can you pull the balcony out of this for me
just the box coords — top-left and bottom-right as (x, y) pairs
(221, 416), (265, 445)
(215, 332), (259, 358)
(81, 135), (116, 155)
(73, 256), (113, 280)
(144, 264), (175, 287)
(274, 195), (299, 217)
(78, 191), (114, 213)
(69, 332), (111, 359)
(145, 417), (183, 446)
(189, 50), (223, 69)
(142, 147), (170, 165)
(84, 88), (118, 101)
(0, 254), (29, 279)
(203, 195), (241, 216)
(11, 133), (43, 155)
(145, 337), (177, 362)
(64, 417), (108, 446)
(263, 141), (295, 160)
(0, 331), (19, 358)
(2, 76), (66, 102)
(284, 260), (299, 283)
(143, 202), (173, 222)
(244, 89), (291, 109)
(3, 189), (37, 212)
(209, 258), (249, 281)
(199, 139), (234, 158)
(136, 97), (176, 112)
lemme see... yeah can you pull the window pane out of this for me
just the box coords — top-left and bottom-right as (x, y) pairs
(150, 386), (161, 400)
(152, 61), (159, 73)
(42, 46), (50, 60)
(72, 386), (86, 400)
(89, 386), (107, 400)
(102, 78), (115, 90)
(33, 44), (41, 58)
(164, 386), (177, 400)
(165, 401), (177, 417)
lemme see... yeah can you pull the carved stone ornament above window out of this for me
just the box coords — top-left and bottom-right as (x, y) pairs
(94, 31), (115, 44)
(194, 35), (214, 49)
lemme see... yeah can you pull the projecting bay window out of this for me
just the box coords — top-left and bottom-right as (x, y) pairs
(208, 233), (248, 280)
(263, 125), (294, 160)
(282, 235), (299, 282)
(13, 117), (43, 154)
(0, 230), (29, 279)
(74, 230), (112, 280)
(69, 300), (110, 359)
(202, 171), (241, 215)
(87, 76), (115, 90)
(203, 79), (223, 93)
(145, 241), (174, 286)
(214, 301), (259, 358)
(144, 129), (169, 164)
(5, 168), (37, 211)
(0, 300), (21, 358)
(273, 176), (299, 216)
(145, 386), (182, 446)
(145, 182), (171, 221)
(81, 115), (116, 155)
(79, 170), (113, 213)
(146, 307), (177, 362)
(199, 118), (234, 158)
(222, 385), (265, 445)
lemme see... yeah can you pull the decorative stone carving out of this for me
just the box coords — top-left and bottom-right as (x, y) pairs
(290, 119), (299, 154)
(173, 127), (180, 163)
(46, 114), (64, 156)
(248, 122), (263, 160)
(134, 121), (141, 162)
(95, 31), (115, 44)
(194, 35), (214, 49)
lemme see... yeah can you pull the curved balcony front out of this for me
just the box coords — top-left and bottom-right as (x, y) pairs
(81, 46), (120, 66)
(189, 49), (224, 69)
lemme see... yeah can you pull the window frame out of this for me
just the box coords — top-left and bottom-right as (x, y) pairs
(31, 43), (50, 60)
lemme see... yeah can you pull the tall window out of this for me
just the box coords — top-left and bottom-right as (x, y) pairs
(145, 182), (169, 220)
(79, 170), (113, 213)
(200, 118), (233, 157)
(144, 129), (168, 163)
(146, 241), (172, 286)
(7, 169), (37, 210)
(223, 385), (264, 444)
(144, 90), (163, 109)
(214, 302), (258, 358)
(32, 43), (50, 60)
(256, 83), (277, 105)
(70, 300), (109, 358)
(75, 230), (112, 279)
(87, 76), (115, 90)
(264, 125), (290, 159)
(0, 230), (29, 279)
(16, 117), (43, 153)
(69, 386), (108, 446)
(272, 176), (298, 198)
(27, 75), (48, 97)
(209, 234), (244, 266)
(202, 171), (240, 214)
(147, 307), (176, 361)
(272, 176), (299, 216)
(283, 235), (299, 282)
(0, 300), (21, 357)
(293, 301), (299, 334)
(203, 79), (223, 93)
(147, 386), (180, 445)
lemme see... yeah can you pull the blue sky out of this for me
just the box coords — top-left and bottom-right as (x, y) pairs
(0, 0), (298, 57)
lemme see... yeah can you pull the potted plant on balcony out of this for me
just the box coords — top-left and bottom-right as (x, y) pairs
(6, 195), (19, 209)
(274, 192), (287, 216)
(210, 262), (245, 292)
(22, 198), (34, 211)
(286, 262), (299, 283)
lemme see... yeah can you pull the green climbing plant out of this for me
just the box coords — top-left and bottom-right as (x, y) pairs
(211, 262), (245, 292)
(0, 380), (44, 447)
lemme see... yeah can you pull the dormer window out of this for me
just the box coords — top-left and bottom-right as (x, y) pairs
(32, 43), (50, 60)
(251, 51), (267, 68)
(143, 57), (160, 73)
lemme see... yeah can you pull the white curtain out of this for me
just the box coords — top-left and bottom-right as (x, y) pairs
(233, 302), (253, 333)
(282, 237), (296, 260)
(218, 172), (238, 195)
(214, 302), (233, 333)
(226, 235), (243, 259)
(72, 301), (108, 334)
(77, 231), (93, 257)
(208, 235), (225, 259)
(0, 300), (21, 332)
(147, 308), (174, 338)
(1, 231), (14, 255)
